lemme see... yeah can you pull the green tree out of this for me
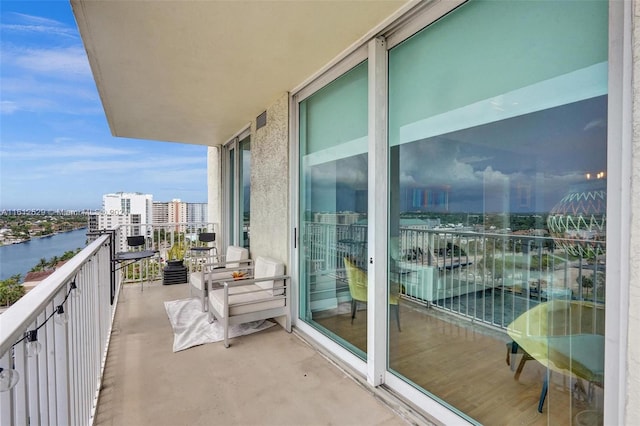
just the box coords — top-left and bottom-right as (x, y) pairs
(60, 249), (80, 261)
(39, 223), (54, 236)
(577, 274), (594, 296)
(0, 275), (26, 306)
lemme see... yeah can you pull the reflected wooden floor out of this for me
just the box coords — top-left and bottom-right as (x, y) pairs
(315, 301), (603, 425)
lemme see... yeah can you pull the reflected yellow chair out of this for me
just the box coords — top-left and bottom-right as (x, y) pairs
(507, 299), (604, 412)
(343, 257), (401, 331)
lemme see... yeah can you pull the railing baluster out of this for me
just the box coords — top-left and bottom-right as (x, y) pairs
(14, 342), (27, 424)
(0, 351), (12, 424)
(27, 319), (40, 425)
(54, 291), (69, 426)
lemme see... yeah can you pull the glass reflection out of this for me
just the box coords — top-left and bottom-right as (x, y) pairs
(387, 0), (607, 421)
(388, 95), (607, 425)
(299, 61), (369, 359)
(240, 137), (251, 249)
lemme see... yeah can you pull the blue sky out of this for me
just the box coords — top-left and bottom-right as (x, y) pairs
(0, 0), (208, 211)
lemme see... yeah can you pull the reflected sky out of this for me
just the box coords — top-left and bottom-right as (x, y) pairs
(306, 95), (607, 215)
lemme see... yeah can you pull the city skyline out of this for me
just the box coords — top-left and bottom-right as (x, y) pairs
(0, 1), (208, 211)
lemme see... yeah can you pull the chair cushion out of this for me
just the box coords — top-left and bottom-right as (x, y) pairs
(253, 256), (285, 296)
(226, 246), (249, 268)
(209, 284), (285, 317)
(190, 270), (234, 290)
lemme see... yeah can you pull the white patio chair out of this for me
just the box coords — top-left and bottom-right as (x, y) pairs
(207, 255), (291, 348)
(189, 245), (251, 312)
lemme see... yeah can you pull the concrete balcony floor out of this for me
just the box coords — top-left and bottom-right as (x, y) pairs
(94, 281), (416, 426)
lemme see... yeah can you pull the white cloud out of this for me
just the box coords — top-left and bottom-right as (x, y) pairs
(1, 13), (77, 39)
(0, 101), (19, 114)
(0, 142), (136, 160)
(46, 155), (205, 175)
(5, 45), (91, 78)
(0, 11), (208, 209)
(1, 46), (98, 115)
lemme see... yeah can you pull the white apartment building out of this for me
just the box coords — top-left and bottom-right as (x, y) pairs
(313, 211), (362, 226)
(88, 192), (154, 251)
(103, 192), (153, 222)
(88, 213), (137, 253)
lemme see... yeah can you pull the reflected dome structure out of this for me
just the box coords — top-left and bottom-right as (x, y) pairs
(546, 179), (606, 258)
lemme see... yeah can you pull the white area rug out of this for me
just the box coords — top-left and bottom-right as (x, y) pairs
(164, 298), (276, 352)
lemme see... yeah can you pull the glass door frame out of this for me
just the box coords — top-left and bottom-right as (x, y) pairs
(290, 1), (630, 424)
(223, 126), (251, 250)
(290, 43), (370, 379)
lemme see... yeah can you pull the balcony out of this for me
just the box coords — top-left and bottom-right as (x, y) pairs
(0, 229), (414, 425)
(93, 281), (408, 425)
(0, 224), (604, 425)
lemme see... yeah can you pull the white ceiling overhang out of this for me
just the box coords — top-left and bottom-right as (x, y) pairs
(71, 0), (409, 146)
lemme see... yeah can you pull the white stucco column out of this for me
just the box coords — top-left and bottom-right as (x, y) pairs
(626, 0), (640, 422)
(207, 146), (222, 239)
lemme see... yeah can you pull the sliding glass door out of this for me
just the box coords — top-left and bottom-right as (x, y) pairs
(298, 61), (369, 358)
(239, 136), (251, 249)
(224, 132), (251, 249)
(387, 1), (607, 424)
(296, 0), (609, 423)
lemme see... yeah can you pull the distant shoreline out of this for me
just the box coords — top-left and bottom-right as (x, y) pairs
(1, 226), (87, 246)
(0, 227), (89, 282)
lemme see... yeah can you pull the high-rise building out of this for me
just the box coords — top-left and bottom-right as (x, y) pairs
(167, 199), (188, 228)
(88, 192), (154, 252)
(152, 201), (169, 225)
(152, 199), (209, 232)
(103, 192), (153, 222)
(187, 203), (208, 224)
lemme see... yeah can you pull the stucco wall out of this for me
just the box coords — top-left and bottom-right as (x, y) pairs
(249, 93), (290, 266)
(628, 1), (640, 422)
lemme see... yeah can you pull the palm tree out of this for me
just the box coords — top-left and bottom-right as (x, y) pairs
(30, 257), (48, 272)
(48, 255), (60, 269)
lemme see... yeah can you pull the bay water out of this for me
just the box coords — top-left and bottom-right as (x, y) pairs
(0, 228), (88, 281)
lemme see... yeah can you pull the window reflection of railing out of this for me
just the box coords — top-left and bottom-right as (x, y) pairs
(396, 228), (605, 330)
(303, 222), (606, 330)
(304, 223), (368, 274)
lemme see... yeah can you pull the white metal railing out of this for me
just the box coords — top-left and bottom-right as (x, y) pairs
(303, 222), (606, 330)
(90, 222), (219, 283)
(0, 234), (117, 425)
(396, 228), (605, 329)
